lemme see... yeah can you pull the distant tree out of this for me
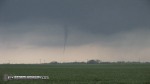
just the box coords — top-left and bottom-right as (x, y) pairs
(50, 61), (58, 64)
(87, 59), (101, 64)
(117, 61), (125, 64)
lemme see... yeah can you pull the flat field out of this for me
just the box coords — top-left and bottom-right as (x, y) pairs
(0, 64), (150, 84)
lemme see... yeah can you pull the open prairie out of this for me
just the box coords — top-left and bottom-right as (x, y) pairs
(0, 64), (150, 84)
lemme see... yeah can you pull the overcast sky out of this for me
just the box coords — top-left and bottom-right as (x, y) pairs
(0, 0), (150, 63)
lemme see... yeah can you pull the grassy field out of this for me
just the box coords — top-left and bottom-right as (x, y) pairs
(0, 64), (150, 84)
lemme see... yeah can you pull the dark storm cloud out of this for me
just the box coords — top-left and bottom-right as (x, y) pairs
(0, 0), (150, 48)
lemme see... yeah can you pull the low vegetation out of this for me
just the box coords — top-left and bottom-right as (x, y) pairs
(0, 63), (150, 84)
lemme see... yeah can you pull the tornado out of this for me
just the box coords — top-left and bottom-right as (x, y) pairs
(63, 25), (68, 56)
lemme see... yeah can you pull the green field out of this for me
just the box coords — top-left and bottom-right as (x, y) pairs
(0, 64), (150, 84)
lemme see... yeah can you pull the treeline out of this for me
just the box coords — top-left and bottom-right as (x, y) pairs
(45, 60), (150, 64)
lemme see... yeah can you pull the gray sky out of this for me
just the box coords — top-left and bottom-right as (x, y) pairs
(0, 0), (150, 63)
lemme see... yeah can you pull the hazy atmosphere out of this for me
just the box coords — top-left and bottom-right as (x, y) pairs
(0, 0), (150, 64)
